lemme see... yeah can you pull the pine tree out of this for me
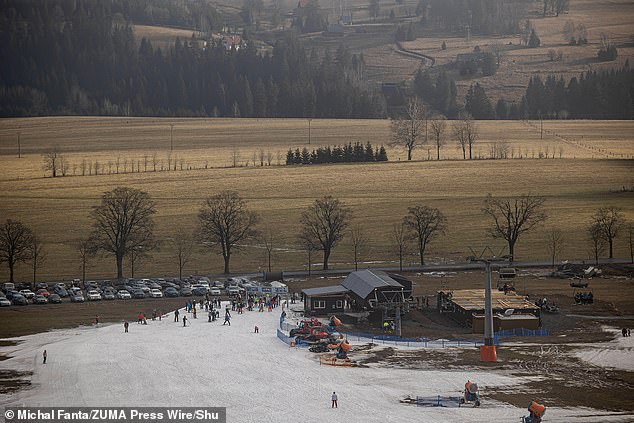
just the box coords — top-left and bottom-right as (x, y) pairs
(365, 142), (374, 161)
(377, 145), (388, 161)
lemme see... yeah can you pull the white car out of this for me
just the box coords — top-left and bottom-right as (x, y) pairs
(19, 289), (35, 299)
(150, 289), (163, 298)
(209, 288), (221, 296)
(0, 298), (11, 307)
(86, 290), (102, 301)
(117, 290), (131, 299)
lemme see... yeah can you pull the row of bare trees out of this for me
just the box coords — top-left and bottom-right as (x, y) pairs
(43, 150), (209, 178)
(1, 190), (629, 282)
(391, 98), (569, 161)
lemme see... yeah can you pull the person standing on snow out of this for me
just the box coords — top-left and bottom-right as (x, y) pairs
(124, 321), (129, 333)
(43, 350), (47, 364)
(174, 309), (180, 322)
(331, 392), (338, 408)
(183, 315), (188, 327)
(223, 310), (231, 326)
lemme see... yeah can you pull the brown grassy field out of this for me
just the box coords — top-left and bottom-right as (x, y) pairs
(0, 117), (632, 282)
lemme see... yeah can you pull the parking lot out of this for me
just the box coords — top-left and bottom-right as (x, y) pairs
(0, 276), (250, 309)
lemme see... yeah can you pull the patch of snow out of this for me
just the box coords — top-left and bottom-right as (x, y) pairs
(0, 305), (631, 422)
(574, 327), (634, 371)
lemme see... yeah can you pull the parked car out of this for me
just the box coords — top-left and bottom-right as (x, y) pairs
(86, 290), (102, 301)
(0, 297), (11, 307)
(18, 289), (35, 299)
(164, 287), (179, 297)
(71, 293), (85, 302)
(32, 295), (48, 304)
(35, 282), (48, 290)
(36, 288), (50, 298)
(150, 289), (163, 298)
(2, 282), (15, 293)
(48, 294), (62, 304)
(102, 289), (116, 300)
(191, 287), (207, 296)
(5, 290), (19, 301)
(179, 287), (192, 297)
(54, 282), (66, 289)
(131, 289), (145, 299)
(209, 288), (221, 296)
(54, 286), (69, 297)
(226, 287), (240, 296)
(117, 290), (132, 300)
(11, 294), (28, 305)
(69, 287), (82, 296)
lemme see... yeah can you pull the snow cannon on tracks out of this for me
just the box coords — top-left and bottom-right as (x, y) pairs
(522, 401), (545, 423)
(460, 381), (480, 407)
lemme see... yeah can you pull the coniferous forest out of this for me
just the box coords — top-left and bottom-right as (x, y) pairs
(1, 0), (633, 119)
(0, 0), (385, 118)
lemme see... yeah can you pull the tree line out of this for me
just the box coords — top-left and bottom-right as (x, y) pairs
(285, 142), (388, 165)
(0, 0), (385, 118)
(2, 189), (630, 284)
(414, 64), (634, 120)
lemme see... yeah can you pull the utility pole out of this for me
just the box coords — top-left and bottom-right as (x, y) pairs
(170, 124), (174, 151)
(17, 131), (21, 158)
(308, 119), (312, 145)
(540, 115), (543, 140)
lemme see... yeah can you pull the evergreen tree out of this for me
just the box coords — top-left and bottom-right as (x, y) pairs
(465, 83), (495, 119)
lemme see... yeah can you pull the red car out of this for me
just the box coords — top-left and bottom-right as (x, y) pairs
(36, 288), (50, 298)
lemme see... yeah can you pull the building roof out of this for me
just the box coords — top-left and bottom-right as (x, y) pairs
(342, 269), (403, 299)
(302, 285), (349, 296)
(442, 289), (538, 311)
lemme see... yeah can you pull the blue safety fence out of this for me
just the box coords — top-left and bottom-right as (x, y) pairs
(493, 328), (549, 344)
(339, 331), (496, 348)
(276, 329), (309, 347)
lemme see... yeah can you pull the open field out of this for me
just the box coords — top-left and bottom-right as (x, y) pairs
(0, 117), (632, 281)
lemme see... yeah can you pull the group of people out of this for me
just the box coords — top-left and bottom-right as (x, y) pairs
(622, 328), (631, 337)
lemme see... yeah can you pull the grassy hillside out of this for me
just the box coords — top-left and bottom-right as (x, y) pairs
(0, 117), (632, 281)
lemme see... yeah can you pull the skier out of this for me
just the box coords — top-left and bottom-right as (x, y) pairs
(183, 315), (188, 327)
(193, 308), (197, 319)
(208, 310), (212, 322)
(331, 392), (338, 408)
(223, 311), (231, 326)
(95, 315), (100, 326)
(174, 309), (180, 322)
(254, 325), (259, 333)
(43, 350), (47, 364)
(124, 321), (129, 333)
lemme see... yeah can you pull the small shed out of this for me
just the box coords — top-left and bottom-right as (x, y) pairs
(302, 285), (349, 315)
(438, 289), (540, 328)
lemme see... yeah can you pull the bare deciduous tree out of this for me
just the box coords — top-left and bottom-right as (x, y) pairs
(590, 206), (623, 259)
(198, 191), (259, 274)
(266, 151), (274, 166)
(452, 113), (478, 160)
(403, 205), (447, 265)
(299, 233), (317, 276)
(77, 238), (96, 284)
(482, 194), (547, 261)
(300, 196), (352, 270)
(350, 225), (369, 271)
(547, 228), (564, 267)
(90, 187), (157, 279)
(429, 116), (447, 161)
(0, 219), (34, 283)
(391, 222), (408, 271)
(390, 97), (427, 160)
(43, 147), (63, 177)
(588, 223), (605, 265)
(29, 232), (45, 286)
(172, 232), (195, 280)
